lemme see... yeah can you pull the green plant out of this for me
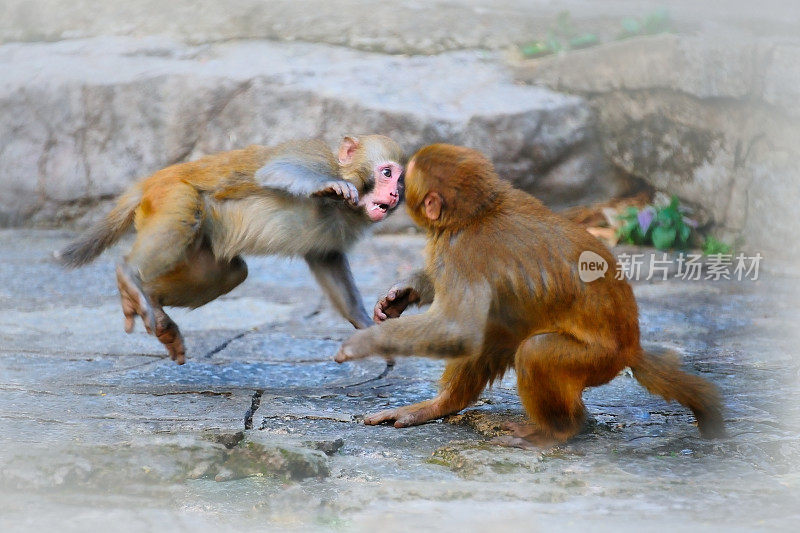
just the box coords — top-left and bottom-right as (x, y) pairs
(617, 7), (671, 39)
(702, 235), (732, 255)
(521, 10), (599, 58)
(617, 196), (696, 250)
(521, 8), (672, 58)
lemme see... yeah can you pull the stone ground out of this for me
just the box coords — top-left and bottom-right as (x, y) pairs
(1, 229), (799, 532)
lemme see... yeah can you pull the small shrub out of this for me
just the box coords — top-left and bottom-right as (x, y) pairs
(702, 236), (733, 255)
(616, 196), (697, 250)
(521, 8), (671, 58)
(617, 8), (672, 39)
(521, 10), (599, 58)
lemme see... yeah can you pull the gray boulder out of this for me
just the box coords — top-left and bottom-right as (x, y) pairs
(514, 34), (800, 264)
(0, 37), (630, 226)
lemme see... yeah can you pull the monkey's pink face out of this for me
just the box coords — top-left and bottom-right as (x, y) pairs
(360, 161), (403, 222)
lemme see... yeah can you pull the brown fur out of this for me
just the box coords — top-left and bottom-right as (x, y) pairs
(337, 144), (725, 444)
(59, 136), (404, 363)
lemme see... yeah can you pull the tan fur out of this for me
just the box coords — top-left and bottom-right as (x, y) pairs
(207, 195), (367, 260)
(337, 144), (726, 443)
(60, 135), (405, 363)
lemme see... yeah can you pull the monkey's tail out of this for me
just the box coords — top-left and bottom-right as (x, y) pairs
(56, 185), (142, 267)
(630, 347), (727, 439)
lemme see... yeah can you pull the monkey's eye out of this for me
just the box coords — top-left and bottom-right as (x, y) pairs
(381, 167), (392, 178)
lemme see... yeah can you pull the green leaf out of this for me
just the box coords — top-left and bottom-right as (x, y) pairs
(620, 221), (637, 240)
(656, 209), (675, 227)
(569, 33), (599, 49)
(521, 42), (551, 57)
(621, 17), (640, 35)
(633, 224), (649, 244)
(652, 225), (677, 250)
(642, 8), (671, 34)
(616, 225), (634, 244)
(546, 37), (563, 53)
(702, 236), (732, 255)
(678, 223), (691, 244)
(618, 206), (639, 221)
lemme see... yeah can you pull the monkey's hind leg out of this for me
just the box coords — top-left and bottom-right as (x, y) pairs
(495, 334), (613, 449)
(117, 262), (156, 335)
(144, 243), (248, 364)
(116, 261), (187, 363)
(117, 184), (203, 338)
(153, 306), (186, 365)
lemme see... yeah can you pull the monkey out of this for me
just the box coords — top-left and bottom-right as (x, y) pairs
(334, 143), (726, 447)
(57, 135), (405, 365)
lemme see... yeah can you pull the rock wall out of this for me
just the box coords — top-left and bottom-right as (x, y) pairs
(0, 37), (635, 227)
(515, 34), (800, 265)
(2, 2), (798, 266)
(3, 1), (798, 53)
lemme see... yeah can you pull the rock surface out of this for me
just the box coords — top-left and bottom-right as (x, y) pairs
(4, 2), (797, 264)
(515, 34), (800, 265)
(0, 229), (798, 531)
(0, 37), (637, 226)
(3, 1), (799, 53)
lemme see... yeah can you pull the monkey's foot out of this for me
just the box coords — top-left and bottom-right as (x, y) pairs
(490, 422), (561, 449)
(154, 309), (186, 365)
(363, 400), (444, 428)
(116, 264), (156, 335)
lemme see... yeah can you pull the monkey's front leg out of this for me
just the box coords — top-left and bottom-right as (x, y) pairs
(338, 318), (464, 427)
(334, 309), (485, 363)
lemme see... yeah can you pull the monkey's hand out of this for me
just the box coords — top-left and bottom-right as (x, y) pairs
(310, 180), (359, 207)
(374, 286), (420, 323)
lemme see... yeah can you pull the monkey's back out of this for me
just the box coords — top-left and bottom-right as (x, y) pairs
(439, 187), (640, 355)
(129, 142), (366, 258)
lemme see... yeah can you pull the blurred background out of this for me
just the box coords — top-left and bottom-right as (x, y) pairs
(1, 0), (799, 267)
(1, 2), (800, 532)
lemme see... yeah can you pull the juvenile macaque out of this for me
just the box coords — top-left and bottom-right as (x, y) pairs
(336, 144), (725, 446)
(58, 136), (404, 364)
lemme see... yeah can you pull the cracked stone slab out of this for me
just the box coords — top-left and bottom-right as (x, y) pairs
(1, 433), (330, 491)
(0, 386), (252, 445)
(0, 230), (799, 531)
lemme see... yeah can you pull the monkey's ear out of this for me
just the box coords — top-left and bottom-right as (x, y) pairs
(423, 192), (442, 221)
(338, 136), (360, 165)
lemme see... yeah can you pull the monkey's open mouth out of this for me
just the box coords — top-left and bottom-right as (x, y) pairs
(365, 201), (392, 221)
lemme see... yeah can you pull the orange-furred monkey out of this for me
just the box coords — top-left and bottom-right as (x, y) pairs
(59, 136), (404, 364)
(335, 144), (725, 446)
